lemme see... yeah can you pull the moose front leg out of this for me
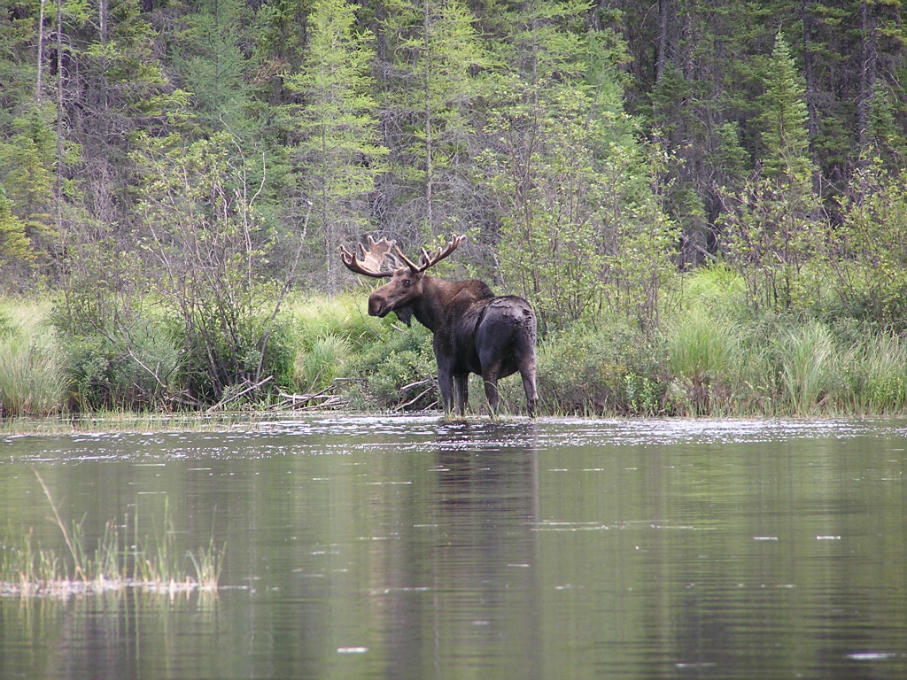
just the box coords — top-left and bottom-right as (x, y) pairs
(436, 366), (455, 414)
(453, 373), (469, 416)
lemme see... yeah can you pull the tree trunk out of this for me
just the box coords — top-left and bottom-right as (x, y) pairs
(36, 0), (47, 102)
(55, 0), (64, 237)
(423, 0), (433, 233)
(857, 0), (877, 154)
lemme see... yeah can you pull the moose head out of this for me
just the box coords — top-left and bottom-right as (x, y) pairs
(339, 234), (466, 325)
(340, 234), (538, 418)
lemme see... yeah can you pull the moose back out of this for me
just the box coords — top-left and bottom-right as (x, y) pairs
(340, 235), (538, 417)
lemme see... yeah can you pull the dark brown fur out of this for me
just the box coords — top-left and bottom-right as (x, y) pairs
(368, 270), (538, 417)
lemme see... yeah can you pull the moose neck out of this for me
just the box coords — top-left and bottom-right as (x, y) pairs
(409, 274), (492, 333)
(410, 274), (449, 332)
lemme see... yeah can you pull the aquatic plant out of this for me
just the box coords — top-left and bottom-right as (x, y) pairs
(0, 472), (224, 598)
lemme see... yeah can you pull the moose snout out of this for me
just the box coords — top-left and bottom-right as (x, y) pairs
(367, 293), (386, 317)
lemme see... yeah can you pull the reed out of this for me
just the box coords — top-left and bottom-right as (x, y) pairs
(0, 315), (67, 417)
(0, 472), (224, 598)
(667, 307), (737, 414)
(841, 331), (907, 414)
(777, 321), (837, 414)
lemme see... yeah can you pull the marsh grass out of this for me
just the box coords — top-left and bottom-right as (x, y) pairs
(776, 321), (837, 414)
(0, 300), (66, 417)
(5, 283), (907, 419)
(667, 307), (738, 414)
(0, 472), (224, 598)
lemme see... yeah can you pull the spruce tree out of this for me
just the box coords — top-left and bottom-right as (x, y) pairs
(288, 0), (385, 291)
(374, 0), (488, 243)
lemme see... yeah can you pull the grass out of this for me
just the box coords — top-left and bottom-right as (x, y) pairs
(4, 274), (907, 420)
(0, 471), (224, 598)
(0, 299), (66, 417)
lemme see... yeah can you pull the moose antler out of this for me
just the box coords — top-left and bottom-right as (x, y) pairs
(395, 234), (467, 273)
(339, 235), (399, 278)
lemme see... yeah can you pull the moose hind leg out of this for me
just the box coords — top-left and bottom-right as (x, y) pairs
(521, 366), (538, 417)
(437, 367), (455, 414)
(482, 370), (501, 417)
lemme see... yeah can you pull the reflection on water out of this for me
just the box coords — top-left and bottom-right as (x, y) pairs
(1, 416), (906, 679)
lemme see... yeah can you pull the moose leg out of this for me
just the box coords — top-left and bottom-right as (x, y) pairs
(521, 367), (538, 417)
(454, 373), (469, 416)
(482, 368), (501, 417)
(436, 366), (455, 414)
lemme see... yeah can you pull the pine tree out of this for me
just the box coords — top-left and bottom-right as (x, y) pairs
(760, 32), (813, 181)
(173, 0), (253, 134)
(288, 0), (385, 291)
(377, 0), (488, 241)
(723, 32), (823, 311)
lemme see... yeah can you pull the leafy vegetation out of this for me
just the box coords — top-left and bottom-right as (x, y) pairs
(2, 1), (907, 417)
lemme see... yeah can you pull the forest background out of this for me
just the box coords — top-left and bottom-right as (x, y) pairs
(3, 0), (907, 418)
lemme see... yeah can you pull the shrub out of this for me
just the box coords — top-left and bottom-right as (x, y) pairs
(346, 321), (436, 410)
(531, 320), (667, 415)
(61, 315), (182, 411)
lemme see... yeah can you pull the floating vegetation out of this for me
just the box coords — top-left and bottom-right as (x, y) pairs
(0, 471), (224, 599)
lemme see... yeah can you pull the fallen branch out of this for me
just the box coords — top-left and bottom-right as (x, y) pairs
(206, 376), (273, 413)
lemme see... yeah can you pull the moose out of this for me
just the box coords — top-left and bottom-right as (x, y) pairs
(340, 234), (538, 417)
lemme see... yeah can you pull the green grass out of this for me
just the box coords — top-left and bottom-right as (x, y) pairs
(0, 472), (223, 598)
(4, 276), (907, 421)
(0, 299), (66, 417)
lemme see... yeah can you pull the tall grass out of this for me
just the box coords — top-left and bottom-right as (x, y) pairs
(776, 321), (837, 414)
(841, 331), (907, 414)
(5, 283), (907, 419)
(0, 301), (67, 417)
(0, 472), (223, 598)
(667, 307), (737, 414)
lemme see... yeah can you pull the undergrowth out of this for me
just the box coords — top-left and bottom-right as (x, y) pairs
(3, 270), (907, 419)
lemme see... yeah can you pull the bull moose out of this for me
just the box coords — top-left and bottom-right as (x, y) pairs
(340, 234), (538, 417)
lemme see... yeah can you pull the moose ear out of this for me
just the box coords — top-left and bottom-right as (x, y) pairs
(394, 306), (413, 327)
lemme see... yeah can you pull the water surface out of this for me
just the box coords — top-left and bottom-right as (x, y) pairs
(1, 416), (906, 679)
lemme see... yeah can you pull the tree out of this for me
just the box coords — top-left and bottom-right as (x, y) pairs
(132, 131), (298, 405)
(287, 0), (385, 291)
(722, 33), (824, 311)
(376, 0), (488, 242)
(484, 1), (677, 329)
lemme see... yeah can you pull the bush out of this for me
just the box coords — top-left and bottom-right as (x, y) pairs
(533, 320), (667, 415)
(61, 315), (182, 411)
(346, 321), (436, 410)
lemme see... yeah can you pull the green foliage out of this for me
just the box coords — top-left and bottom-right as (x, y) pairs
(133, 132), (291, 405)
(0, 187), (31, 273)
(286, 0), (385, 290)
(347, 320), (436, 410)
(759, 33), (813, 180)
(534, 319), (667, 415)
(775, 320), (837, 414)
(54, 303), (181, 411)
(720, 33), (824, 313)
(0, 313), (66, 418)
(667, 307), (737, 414)
(841, 332), (907, 414)
(487, 12), (676, 330)
(832, 158), (907, 330)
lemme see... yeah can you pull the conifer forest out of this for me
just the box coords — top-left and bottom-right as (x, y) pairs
(3, 0), (907, 417)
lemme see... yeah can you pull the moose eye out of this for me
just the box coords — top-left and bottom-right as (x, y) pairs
(402, 279), (412, 288)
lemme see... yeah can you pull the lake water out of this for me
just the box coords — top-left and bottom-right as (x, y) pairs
(1, 416), (906, 679)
